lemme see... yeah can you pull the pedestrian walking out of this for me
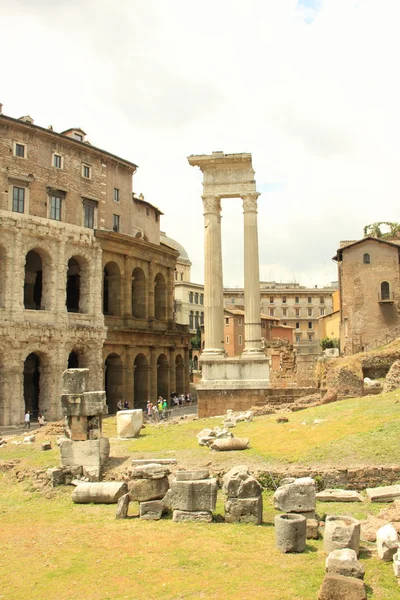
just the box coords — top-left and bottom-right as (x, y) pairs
(23, 410), (31, 430)
(38, 413), (46, 428)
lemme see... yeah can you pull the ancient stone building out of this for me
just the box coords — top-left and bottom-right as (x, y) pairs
(0, 107), (189, 425)
(334, 237), (400, 354)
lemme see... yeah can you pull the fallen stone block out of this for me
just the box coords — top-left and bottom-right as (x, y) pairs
(324, 515), (361, 556)
(275, 513), (307, 553)
(306, 518), (319, 540)
(209, 437), (249, 451)
(376, 523), (400, 561)
(23, 435), (35, 443)
(318, 573), (366, 600)
(72, 481), (127, 504)
(225, 497), (262, 524)
(140, 500), (164, 520)
(170, 478), (218, 512)
(273, 477), (316, 514)
(41, 441), (52, 451)
(117, 409), (143, 438)
(47, 467), (64, 487)
(316, 489), (363, 503)
(131, 458), (177, 466)
(377, 499), (400, 522)
(173, 510), (212, 523)
(325, 549), (365, 580)
(366, 485), (400, 502)
(175, 470), (210, 481)
(131, 463), (170, 480)
(222, 465), (262, 498)
(116, 493), (130, 519)
(82, 466), (101, 482)
(62, 368), (88, 395)
(360, 515), (388, 542)
(128, 476), (169, 502)
(60, 438), (110, 468)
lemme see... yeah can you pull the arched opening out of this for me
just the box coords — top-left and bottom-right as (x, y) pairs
(23, 353), (40, 420)
(103, 262), (121, 316)
(134, 353), (148, 409)
(193, 355), (198, 370)
(175, 354), (184, 394)
(381, 281), (390, 301)
(363, 253), (370, 264)
(0, 246), (5, 308)
(105, 353), (123, 413)
(157, 353), (169, 399)
(154, 273), (167, 320)
(24, 250), (43, 310)
(68, 351), (79, 369)
(132, 267), (146, 318)
(66, 258), (81, 312)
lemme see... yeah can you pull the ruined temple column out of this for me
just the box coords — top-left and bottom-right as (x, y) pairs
(125, 348), (134, 406)
(123, 256), (132, 316)
(148, 261), (155, 319)
(242, 193), (263, 355)
(202, 195), (224, 356)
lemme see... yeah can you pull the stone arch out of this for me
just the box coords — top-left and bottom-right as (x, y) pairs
(105, 353), (123, 413)
(24, 247), (52, 310)
(0, 245), (6, 308)
(66, 254), (90, 313)
(175, 354), (184, 394)
(103, 261), (121, 316)
(132, 267), (146, 319)
(157, 353), (169, 399)
(23, 350), (52, 421)
(154, 272), (167, 320)
(134, 353), (148, 409)
(67, 351), (80, 369)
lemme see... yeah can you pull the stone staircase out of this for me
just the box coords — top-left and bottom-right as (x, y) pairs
(363, 325), (400, 353)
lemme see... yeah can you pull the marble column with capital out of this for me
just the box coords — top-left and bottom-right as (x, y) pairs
(202, 195), (225, 356)
(242, 193), (263, 355)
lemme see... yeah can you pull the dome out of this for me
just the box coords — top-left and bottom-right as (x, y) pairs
(160, 232), (191, 264)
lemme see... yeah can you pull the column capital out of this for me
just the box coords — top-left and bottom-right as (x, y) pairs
(202, 195), (221, 214)
(242, 193), (260, 213)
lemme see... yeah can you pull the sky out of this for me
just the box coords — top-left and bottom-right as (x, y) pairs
(2, 0), (400, 288)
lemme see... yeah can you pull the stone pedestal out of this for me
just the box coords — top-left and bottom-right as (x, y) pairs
(117, 409), (143, 438)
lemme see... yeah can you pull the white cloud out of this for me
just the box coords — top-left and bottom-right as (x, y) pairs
(2, 0), (400, 288)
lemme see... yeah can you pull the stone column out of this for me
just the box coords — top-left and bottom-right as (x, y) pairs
(202, 195), (224, 356)
(125, 348), (134, 407)
(242, 193), (263, 355)
(148, 261), (155, 319)
(150, 347), (157, 400)
(167, 267), (174, 322)
(123, 256), (132, 317)
(184, 346), (190, 393)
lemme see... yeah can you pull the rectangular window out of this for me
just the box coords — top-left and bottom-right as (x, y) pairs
(14, 143), (25, 158)
(295, 296), (299, 303)
(155, 212), (159, 222)
(53, 154), (62, 168)
(262, 321), (266, 328)
(308, 308), (313, 316)
(82, 164), (91, 179)
(238, 318), (242, 326)
(308, 296), (312, 304)
(146, 207), (149, 216)
(194, 293), (199, 304)
(113, 214), (120, 232)
(308, 334), (313, 341)
(320, 296), (324, 304)
(282, 308), (287, 317)
(308, 321), (313, 329)
(269, 308), (275, 316)
(320, 308), (325, 316)
(12, 186), (25, 213)
(282, 296), (287, 303)
(296, 322), (300, 329)
(50, 195), (62, 221)
(295, 308), (300, 316)
(270, 296), (274, 303)
(113, 188), (120, 202)
(226, 335), (229, 344)
(238, 334), (243, 345)
(225, 317), (229, 326)
(83, 199), (96, 228)
(200, 294), (204, 305)
(189, 292), (193, 303)
(296, 335), (301, 343)
(74, 133), (83, 141)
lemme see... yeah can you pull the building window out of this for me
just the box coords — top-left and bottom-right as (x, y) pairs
(194, 293), (199, 304)
(155, 212), (159, 222)
(189, 311), (194, 329)
(296, 335), (301, 343)
(225, 317), (229, 326)
(282, 296), (287, 303)
(295, 308), (300, 316)
(231, 297), (235, 304)
(12, 186), (25, 213)
(174, 271), (177, 280)
(53, 154), (62, 168)
(282, 308), (287, 317)
(114, 188), (120, 202)
(194, 312), (199, 329)
(146, 207), (149, 216)
(262, 321), (266, 328)
(238, 318), (242, 326)
(320, 296), (325, 304)
(113, 214), (120, 232)
(269, 308), (274, 316)
(308, 308), (313, 316)
(83, 199), (97, 228)
(296, 322), (300, 330)
(308, 334), (313, 341)
(307, 296), (312, 304)
(200, 312), (204, 324)
(381, 281), (390, 300)
(200, 294), (204, 305)
(308, 321), (313, 329)
(74, 133), (83, 141)
(189, 292), (193, 303)
(283, 322), (287, 326)
(363, 253), (370, 264)
(82, 164), (91, 179)
(50, 195), (62, 221)
(180, 273), (183, 281)
(295, 296), (299, 304)
(238, 334), (243, 345)
(270, 296), (274, 303)
(14, 143), (26, 158)
(226, 335), (229, 344)
(320, 307), (325, 316)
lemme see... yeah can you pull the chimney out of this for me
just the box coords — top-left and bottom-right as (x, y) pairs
(0, 103), (3, 114)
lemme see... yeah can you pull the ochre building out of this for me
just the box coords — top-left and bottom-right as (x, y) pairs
(0, 107), (189, 425)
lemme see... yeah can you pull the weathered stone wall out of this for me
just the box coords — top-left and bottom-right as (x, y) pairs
(198, 388), (269, 417)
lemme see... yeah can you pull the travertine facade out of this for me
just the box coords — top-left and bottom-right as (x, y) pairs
(0, 108), (189, 425)
(334, 237), (400, 354)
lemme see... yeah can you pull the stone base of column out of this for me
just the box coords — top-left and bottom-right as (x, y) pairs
(241, 349), (266, 359)
(200, 349), (226, 359)
(197, 386), (270, 418)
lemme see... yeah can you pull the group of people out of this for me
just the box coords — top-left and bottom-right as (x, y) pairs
(116, 399), (130, 412)
(22, 410), (46, 430)
(146, 397), (169, 422)
(171, 392), (192, 406)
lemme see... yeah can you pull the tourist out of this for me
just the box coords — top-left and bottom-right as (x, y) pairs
(23, 410), (31, 430)
(38, 413), (46, 428)
(162, 398), (168, 418)
(146, 401), (153, 421)
(117, 399), (123, 412)
(152, 404), (159, 423)
(123, 400), (129, 410)
(157, 398), (163, 413)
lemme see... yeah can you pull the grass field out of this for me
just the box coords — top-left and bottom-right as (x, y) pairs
(1, 391), (400, 599)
